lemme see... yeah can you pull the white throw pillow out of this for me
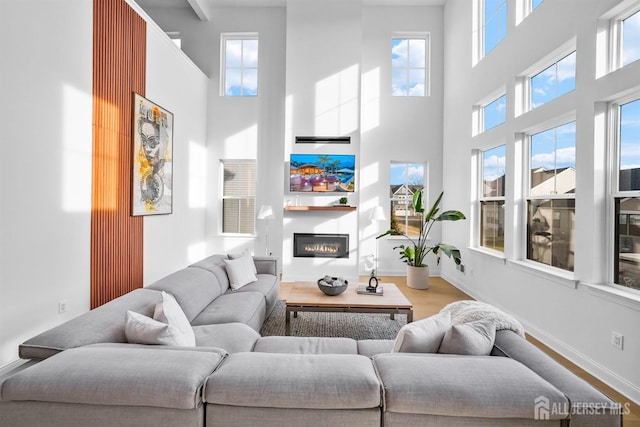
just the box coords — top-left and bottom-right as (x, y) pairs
(392, 310), (451, 353)
(153, 291), (196, 347)
(124, 310), (193, 346)
(223, 254), (258, 290)
(228, 249), (257, 274)
(438, 318), (496, 356)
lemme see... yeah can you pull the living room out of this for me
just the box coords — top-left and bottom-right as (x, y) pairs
(1, 0), (639, 421)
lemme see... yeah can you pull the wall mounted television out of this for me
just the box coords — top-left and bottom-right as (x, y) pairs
(290, 154), (355, 192)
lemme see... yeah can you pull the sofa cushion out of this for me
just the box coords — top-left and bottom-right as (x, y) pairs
(373, 353), (569, 419)
(190, 292), (266, 332)
(19, 288), (162, 360)
(204, 353), (381, 409)
(124, 311), (195, 347)
(357, 339), (394, 357)
(223, 255), (258, 290)
(1, 346), (225, 410)
(153, 291), (196, 346)
(228, 249), (257, 274)
(228, 273), (279, 315)
(392, 310), (451, 353)
(147, 268), (220, 322)
(189, 254), (231, 294)
(192, 323), (260, 353)
(438, 318), (495, 356)
(253, 336), (358, 354)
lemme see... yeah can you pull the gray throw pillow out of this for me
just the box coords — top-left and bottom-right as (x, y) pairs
(392, 310), (451, 353)
(438, 318), (496, 356)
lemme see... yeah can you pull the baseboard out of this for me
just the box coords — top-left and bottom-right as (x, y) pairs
(442, 272), (640, 406)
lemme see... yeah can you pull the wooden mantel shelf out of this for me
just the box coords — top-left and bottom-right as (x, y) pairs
(284, 205), (356, 211)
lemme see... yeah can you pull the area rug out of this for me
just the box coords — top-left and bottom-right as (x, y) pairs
(260, 300), (406, 340)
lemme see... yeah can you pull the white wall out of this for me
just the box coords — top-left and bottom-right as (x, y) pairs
(0, 0), (93, 367)
(441, 0), (640, 404)
(142, 13), (210, 284)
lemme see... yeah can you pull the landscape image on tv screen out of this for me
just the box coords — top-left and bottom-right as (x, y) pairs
(290, 154), (355, 192)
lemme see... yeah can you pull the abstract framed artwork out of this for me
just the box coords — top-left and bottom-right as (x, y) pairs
(132, 93), (174, 216)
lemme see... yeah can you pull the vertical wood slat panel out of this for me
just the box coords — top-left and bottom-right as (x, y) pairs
(92, 0), (146, 309)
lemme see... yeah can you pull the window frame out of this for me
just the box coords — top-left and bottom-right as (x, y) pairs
(220, 33), (259, 97)
(220, 159), (257, 236)
(391, 32), (431, 97)
(481, 0), (507, 58)
(478, 145), (506, 253)
(609, 5), (640, 72)
(608, 92), (640, 294)
(528, 50), (577, 112)
(482, 93), (507, 132)
(523, 119), (577, 273)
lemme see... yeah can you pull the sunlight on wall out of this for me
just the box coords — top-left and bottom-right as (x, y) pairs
(595, 22), (609, 79)
(62, 84), (92, 212)
(359, 161), (380, 192)
(361, 67), (380, 133)
(315, 65), (359, 135)
(189, 141), (206, 208)
(223, 124), (258, 159)
(188, 241), (207, 263)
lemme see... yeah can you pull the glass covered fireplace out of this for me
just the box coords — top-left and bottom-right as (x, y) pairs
(293, 233), (349, 258)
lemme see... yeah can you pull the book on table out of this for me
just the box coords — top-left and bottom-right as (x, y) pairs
(357, 285), (384, 295)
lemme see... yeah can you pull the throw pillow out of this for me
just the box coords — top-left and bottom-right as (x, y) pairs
(228, 249), (257, 274)
(125, 310), (193, 347)
(438, 318), (496, 356)
(392, 310), (451, 353)
(223, 254), (258, 290)
(153, 291), (196, 347)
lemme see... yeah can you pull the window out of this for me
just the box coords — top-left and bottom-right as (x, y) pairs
(389, 162), (425, 237)
(166, 32), (181, 49)
(530, 51), (576, 110)
(483, 94), (506, 131)
(613, 98), (640, 290)
(221, 160), (256, 234)
(391, 35), (429, 96)
(532, 0), (544, 10)
(483, 0), (507, 56)
(221, 34), (258, 96)
(480, 145), (506, 251)
(526, 121), (576, 272)
(622, 9), (640, 67)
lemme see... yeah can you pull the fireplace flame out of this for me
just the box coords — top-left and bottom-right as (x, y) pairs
(303, 244), (340, 254)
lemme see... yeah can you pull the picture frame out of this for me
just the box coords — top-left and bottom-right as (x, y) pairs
(131, 93), (174, 216)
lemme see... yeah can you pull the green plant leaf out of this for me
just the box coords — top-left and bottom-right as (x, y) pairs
(424, 191), (444, 222)
(436, 210), (466, 221)
(433, 243), (462, 265)
(412, 190), (425, 213)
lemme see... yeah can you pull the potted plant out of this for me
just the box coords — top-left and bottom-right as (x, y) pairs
(377, 191), (466, 289)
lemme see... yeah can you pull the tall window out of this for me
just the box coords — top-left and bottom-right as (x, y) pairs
(221, 160), (256, 234)
(527, 121), (576, 271)
(530, 51), (576, 110)
(390, 162), (425, 237)
(480, 145), (506, 251)
(532, 0), (544, 9)
(484, 0), (507, 56)
(614, 98), (640, 290)
(622, 10), (640, 67)
(391, 35), (429, 96)
(483, 94), (506, 131)
(221, 34), (258, 97)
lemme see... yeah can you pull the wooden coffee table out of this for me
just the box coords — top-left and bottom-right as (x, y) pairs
(284, 281), (414, 335)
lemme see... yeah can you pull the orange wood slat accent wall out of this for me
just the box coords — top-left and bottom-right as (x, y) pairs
(91, 0), (146, 308)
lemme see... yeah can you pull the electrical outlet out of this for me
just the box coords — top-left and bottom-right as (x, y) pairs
(456, 264), (465, 274)
(611, 331), (624, 350)
(58, 300), (68, 314)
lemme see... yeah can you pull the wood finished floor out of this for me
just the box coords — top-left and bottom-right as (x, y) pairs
(280, 276), (640, 426)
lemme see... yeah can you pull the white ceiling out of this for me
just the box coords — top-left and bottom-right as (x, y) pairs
(135, 0), (446, 8)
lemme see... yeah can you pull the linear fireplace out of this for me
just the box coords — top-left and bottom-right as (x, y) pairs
(293, 233), (349, 258)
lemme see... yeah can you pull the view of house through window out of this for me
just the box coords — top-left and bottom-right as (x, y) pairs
(530, 51), (576, 110)
(391, 36), (428, 96)
(222, 160), (256, 234)
(390, 162), (425, 237)
(480, 145), (506, 251)
(615, 98), (640, 290)
(527, 121), (576, 271)
(222, 34), (258, 96)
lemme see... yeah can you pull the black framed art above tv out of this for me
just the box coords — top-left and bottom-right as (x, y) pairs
(289, 153), (355, 193)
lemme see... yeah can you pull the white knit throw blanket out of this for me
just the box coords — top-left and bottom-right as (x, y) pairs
(440, 300), (526, 338)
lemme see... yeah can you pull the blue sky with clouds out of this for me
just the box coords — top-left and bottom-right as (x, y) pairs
(390, 163), (424, 186)
(225, 39), (258, 96)
(620, 99), (640, 171)
(391, 38), (426, 96)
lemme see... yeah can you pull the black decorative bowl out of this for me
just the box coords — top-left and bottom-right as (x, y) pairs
(317, 277), (348, 296)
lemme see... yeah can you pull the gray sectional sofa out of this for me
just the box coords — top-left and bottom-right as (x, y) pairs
(0, 254), (624, 426)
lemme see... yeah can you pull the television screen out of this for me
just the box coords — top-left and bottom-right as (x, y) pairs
(290, 154), (355, 192)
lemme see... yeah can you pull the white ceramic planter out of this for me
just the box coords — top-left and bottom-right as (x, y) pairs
(407, 265), (429, 290)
